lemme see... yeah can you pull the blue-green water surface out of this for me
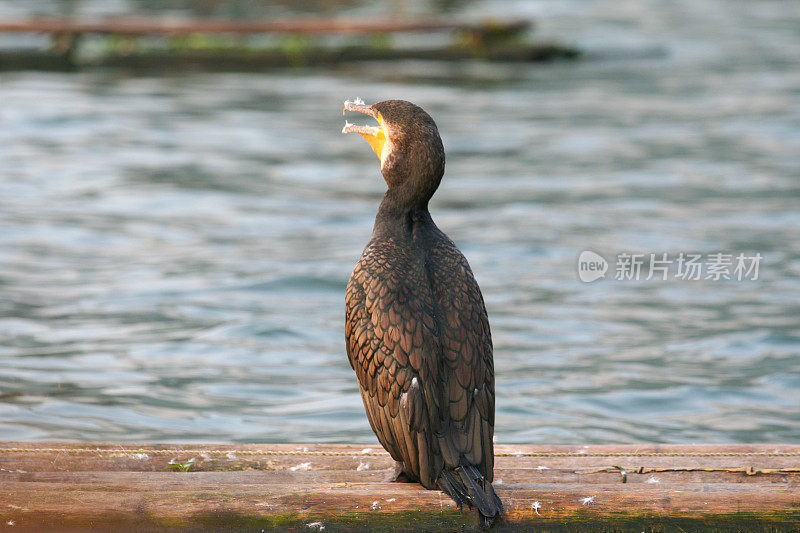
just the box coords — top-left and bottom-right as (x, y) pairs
(0, 0), (798, 443)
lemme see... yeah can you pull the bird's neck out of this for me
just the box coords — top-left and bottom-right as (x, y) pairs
(372, 188), (433, 240)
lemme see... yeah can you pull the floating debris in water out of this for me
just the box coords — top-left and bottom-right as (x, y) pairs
(536, 465), (550, 470)
(646, 476), (661, 484)
(132, 453), (149, 460)
(531, 501), (541, 515)
(290, 462), (312, 471)
(371, 500), (381, 510)
(226, 452), (238, 460)
(305, 521), (325, 531)
(580, 496), (595, 506)
(356, 462), (370, 471)
(360, 448), (373, 454)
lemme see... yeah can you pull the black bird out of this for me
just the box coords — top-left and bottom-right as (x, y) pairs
(342, 99), (502, 527)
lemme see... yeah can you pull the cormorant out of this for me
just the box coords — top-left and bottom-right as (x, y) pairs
(342, 99), (502, 527)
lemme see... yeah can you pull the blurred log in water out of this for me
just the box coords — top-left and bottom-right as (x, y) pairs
(0, 17), (579, 71)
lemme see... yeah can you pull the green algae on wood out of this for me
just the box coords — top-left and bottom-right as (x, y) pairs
(3, 510), (800, 532)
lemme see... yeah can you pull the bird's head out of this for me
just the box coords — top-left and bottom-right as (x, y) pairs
(343, 98), (445, 206)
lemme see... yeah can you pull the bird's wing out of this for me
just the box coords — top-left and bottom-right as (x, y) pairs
(426, 236), (495, 480)
(345, 238), (444, 484)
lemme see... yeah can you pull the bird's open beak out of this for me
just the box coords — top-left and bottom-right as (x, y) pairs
(342, 98), (386, 159)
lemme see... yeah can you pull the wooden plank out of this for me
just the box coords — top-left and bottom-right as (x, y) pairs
(0, 18), (531, 36)
(3, 468), (798, 485)
(1, 443), (799, 531)
(2, 480), (799, 530)
(2, 442), (798, 471)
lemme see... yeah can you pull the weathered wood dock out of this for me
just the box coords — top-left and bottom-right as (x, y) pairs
(1, 442), (799, 531)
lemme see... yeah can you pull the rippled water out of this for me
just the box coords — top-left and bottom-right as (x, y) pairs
(1, 0), (799, 444)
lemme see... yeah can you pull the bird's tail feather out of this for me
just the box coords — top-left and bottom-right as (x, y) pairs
(437, 464), (503, 528)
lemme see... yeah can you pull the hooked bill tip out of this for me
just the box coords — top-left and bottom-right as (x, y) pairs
(343, 97), (369, 115)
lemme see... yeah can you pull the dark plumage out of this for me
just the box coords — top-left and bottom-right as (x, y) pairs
(343, 99), (502, 527)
